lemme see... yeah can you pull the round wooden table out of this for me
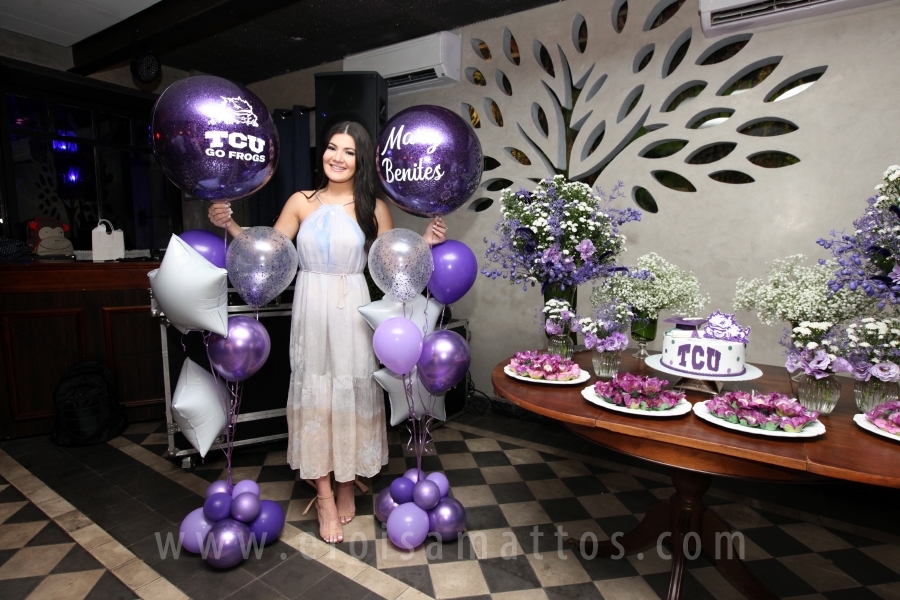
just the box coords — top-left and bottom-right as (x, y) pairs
(492, 351), (900, 600)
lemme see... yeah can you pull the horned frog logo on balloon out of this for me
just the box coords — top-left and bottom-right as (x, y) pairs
(208, 96), (258, 128)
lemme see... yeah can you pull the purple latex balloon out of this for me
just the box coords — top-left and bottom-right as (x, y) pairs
(417, 330), (471, 394)
(403, 468), (423, 484)
(226, 226), (299, 308)
(181, 229), (227, 268)
(248, 500), (285, 546)
(377, 105), (483, 217)
(427, 240), (478, 305)
(426, 472), (450, 498)
(232, 480), (260, 497)
(413, 480), (441, 511)
(151, 76), (278, 201)
(204, 492), (233, 522)
(373, 317), (423, 375)
(208, 316), (271, 382)
(231, 492), (261, 523)
(180, 508), (214, 554)
(206, 480), (232, 499)
(389, 476), (415, 505)
(206, 518), (251, 569)
(387, 502), (430, 550)
(374, 487), (400, 523)
(428, 497), (466, 539)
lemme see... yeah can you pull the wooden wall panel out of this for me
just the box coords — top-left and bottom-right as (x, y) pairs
(102, 306), (166, 422)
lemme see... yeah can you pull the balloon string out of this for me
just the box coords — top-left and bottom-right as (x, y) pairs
(205, 334), (239, 488)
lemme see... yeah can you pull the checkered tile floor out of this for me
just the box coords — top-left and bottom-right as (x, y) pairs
(122, 411), (900, 600)
(0, 475), (136, 600)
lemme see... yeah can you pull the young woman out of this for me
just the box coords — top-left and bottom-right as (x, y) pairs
(209, 121), (446, 543)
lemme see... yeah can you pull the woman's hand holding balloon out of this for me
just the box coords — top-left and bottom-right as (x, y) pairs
(208, 202), (243, 238)
(422, 217), (447, 246)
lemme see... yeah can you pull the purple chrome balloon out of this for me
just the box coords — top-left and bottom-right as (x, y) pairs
(375, 488), (400, 523)
(417, 330), (471, 395)
(206, 480), (232, 499)
(248, 500), (285, 546)
(427, 240), (478, 305)
(151, 76), (279, 201)
(208, 316), (271, 382)
(389, 476), (415, 505)
(387, 502), (430, 550)
(376, 105), (483, 217)
(206, 518), (251, 569)
(413, 480), (441, 511)
(180, 508), (214, 554)
(204, 492), (233, 522)
(428, 497), (466, 540)
(232, 480), (260, 497)
(373, 317), (423, 375)
(426, 472), (450, 498)
(226, 226), (299, 308)
(403, 468), (423, 484)
(231, 492), (261, 523)
(181, 229), (227, 268)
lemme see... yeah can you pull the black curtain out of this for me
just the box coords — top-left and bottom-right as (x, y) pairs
(247, 106), (312, 227)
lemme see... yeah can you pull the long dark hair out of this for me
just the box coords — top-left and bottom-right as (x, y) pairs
(317, 121), (379, 253)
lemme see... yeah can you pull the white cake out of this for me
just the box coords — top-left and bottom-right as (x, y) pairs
(660, 311), (750, 378)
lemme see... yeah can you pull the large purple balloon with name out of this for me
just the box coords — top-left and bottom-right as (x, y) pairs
(207, 316), (271, 382)
(376, 105), (483, 217)
(417, 330), (471, 395)
(151, 76), (279, 201)
(180, 229), (227, 268)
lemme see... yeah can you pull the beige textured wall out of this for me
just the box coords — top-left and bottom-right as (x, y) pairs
(248, 0), (900, 394)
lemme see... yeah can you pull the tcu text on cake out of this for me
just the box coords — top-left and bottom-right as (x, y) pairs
(677, 344), (723, 373)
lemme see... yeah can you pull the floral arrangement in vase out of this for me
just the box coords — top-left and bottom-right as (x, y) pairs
(482, 175), (641, 292)
(865, 400), (900, 435)
(542, 299), (577, 336)
(817, 164), (900, 308)
(575, 300), (631, 352)
(704, 391), (820, 433)
(593, 373), (684, 410)
(784, 321), (839, 379)
(828, 317), (900, 382)
(508, 351), (582, 381)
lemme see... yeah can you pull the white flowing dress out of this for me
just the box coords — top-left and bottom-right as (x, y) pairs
(286, 198), (388, 482)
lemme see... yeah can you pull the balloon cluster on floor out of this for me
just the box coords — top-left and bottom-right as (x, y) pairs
(374, 468), (465, 549)
(180, 480), (286, 569)
(148, 75), (290, 568)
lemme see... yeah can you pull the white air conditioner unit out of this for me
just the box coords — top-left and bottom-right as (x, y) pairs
(700, 0), (892, 36)
(343, 31), (461, 96)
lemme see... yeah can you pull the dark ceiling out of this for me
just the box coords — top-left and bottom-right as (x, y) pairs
(156, 0), (558, 84)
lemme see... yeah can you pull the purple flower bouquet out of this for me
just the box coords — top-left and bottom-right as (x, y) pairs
(593, 373), (685, 411)
(865, 400), (900, 435)
(509, 351), (582, 381)
(705, 391), (820, 433)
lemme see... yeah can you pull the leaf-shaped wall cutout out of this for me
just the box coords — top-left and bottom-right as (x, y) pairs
(766, 68), (826, 102)
(484, 178), (514, 191)
(719, 58), (782, 96)
(471, 38), (491, 60)
(709, 171), (754, 184)
(462, 103), (481, 128)
(633, 187), (659, 213)
(640, 139), (688, 159)
(697, 34), (752, 66)
(738, 118), (798, 136)
(582, 121), (606, 160)
(534, 41), (555, 77)
(687, 108), (734, 129)
(645, 0), (686, 31)
(663, 82), (707, 112)
(468, 198), (494, 212)
(485, 99), (504, 127)
(653, 170), (696, 192)
(483, 156), (501, 171)
(466, 68), (486, 86)
(503, 28), (520, 65)
(573, 13), (588, 53)
(634, 45), (654, 73)
(748, 151), (800, 168)
(619, 85), (644, 122)
(663, 29), (691, 78)
(496, 70), (513, 96)
(687, 142), (736, 164)
(585, 74), (607, 102)
(612, 0), (628, 33)
(505, 147), (532, 165)
(532, 103), (549, 137)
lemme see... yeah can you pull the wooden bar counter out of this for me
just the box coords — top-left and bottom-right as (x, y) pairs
(0, 259), (165, 438)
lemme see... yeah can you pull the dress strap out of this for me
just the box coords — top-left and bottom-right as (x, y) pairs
(314, 190), (355, 206)
(313, 190), (324, 205)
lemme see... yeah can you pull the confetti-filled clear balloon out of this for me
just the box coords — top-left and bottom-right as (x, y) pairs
(227, 226), (298, 308)
(368, 229), (433, 304)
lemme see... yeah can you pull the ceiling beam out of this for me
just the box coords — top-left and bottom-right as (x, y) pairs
(69, 0), (300, 77)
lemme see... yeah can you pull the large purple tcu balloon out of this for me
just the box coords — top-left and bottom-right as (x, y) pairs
(417, 330), (471, 395)
(377, 105), (483, 217)
(208, 316), (271, 382)
(428, 240), (478, 305)
(152, 75), (279, 201)
(181, 229), (227, 269)
(206, 519), (251, 569)
(227, 226), (298, 308)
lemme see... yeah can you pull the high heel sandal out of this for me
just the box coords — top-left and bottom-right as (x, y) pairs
(336, 479), (369, 525)
(303, 491), (343, 543)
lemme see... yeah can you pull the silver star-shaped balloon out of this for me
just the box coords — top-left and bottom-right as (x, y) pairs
(358, 294), (444, 336)
(373, 367), (446, 426)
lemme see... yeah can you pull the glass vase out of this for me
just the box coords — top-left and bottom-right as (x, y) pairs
(548, 334), (574, 359)
(854, 379), (899, 413)
(543, 282), (578, 346)
(593, 349), (621, 379)
(797, 373), (841, 415)
(630, 311), (658, 360)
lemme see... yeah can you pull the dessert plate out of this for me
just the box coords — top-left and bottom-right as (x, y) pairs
(692, 401), (825, 438)
(581, 386), (692, 417)
(854, 413), (900, 443)
(504, 365), (590, 385)
(646, 354), (763, 382)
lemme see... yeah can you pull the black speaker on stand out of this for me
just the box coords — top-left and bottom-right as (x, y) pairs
(314, 71), (388, 178)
